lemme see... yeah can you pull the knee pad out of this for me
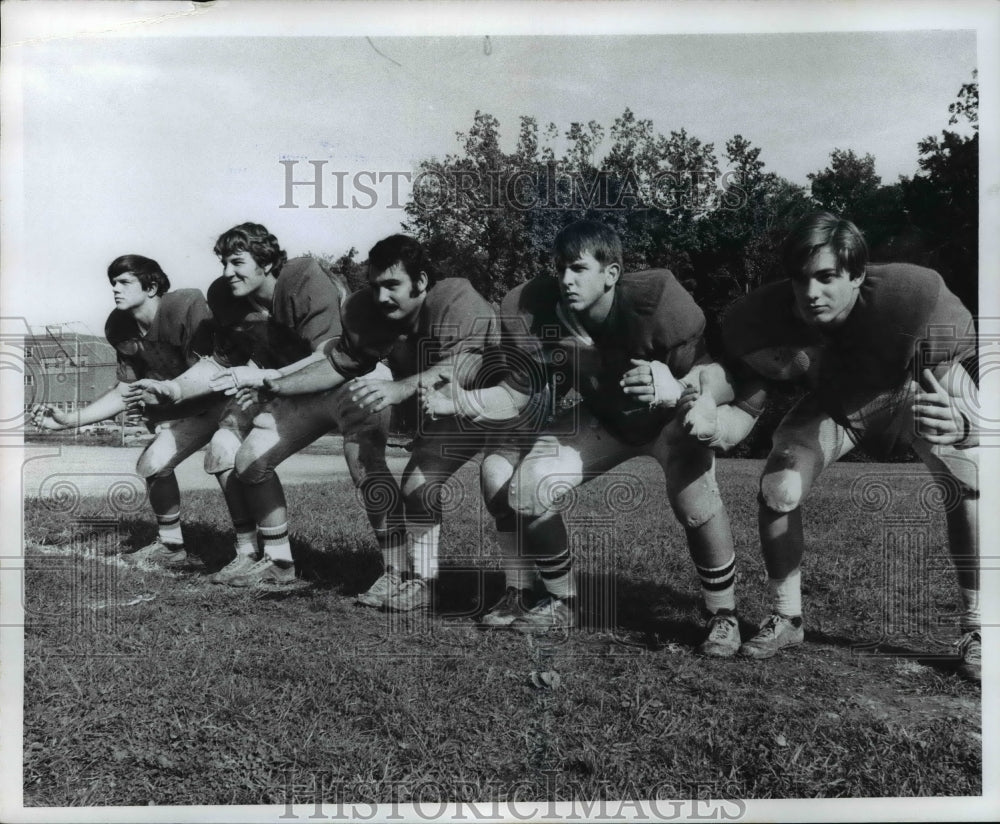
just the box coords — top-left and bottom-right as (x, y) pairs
(234, 448), (272, 486)
(666, 474), (724, 529)
(136, 424), (191, 479)
(759, 470), (804, 514)
(508, 465), (569, 519)
(136, 445), (175, 480)
(204, 428), (243, 476)
(508, 482), (543, 518)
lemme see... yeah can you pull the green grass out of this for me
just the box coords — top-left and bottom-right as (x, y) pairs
(22, 458), (981, 805)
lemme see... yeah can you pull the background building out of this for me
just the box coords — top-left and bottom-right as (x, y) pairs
(23, 325), (118, 416)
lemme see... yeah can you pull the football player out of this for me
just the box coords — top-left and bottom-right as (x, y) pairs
(263, 234), (507, 612)
(31, 255), (241, 567)
(422, 220), (742, 655)
(678, 211), (981, 679)
(133, 223), (399, 588)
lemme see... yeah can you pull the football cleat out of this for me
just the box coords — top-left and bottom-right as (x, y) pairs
(697, 609), (741, 658)
(738, 613), (804, 659)
(384, 577), (430, 612)
(355, 570), (402, 609)
(208, 553), (259, 585)
(123, 540), (197, 568)
(226, 557), (299, 588)
(384, 578), (431, 612)
(955, 629), (981, 682)
(480, 587), (535, 628)
(512, 597), (575, 634)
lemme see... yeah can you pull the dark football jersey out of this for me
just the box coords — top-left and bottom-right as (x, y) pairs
(329, 278), (499, 380)
(501, 270), (706, 445)
(208, 256), (342, 370)
(723, 264), (976, 424)
(105, 288), (216, 422)
(327, 278), (500, 429)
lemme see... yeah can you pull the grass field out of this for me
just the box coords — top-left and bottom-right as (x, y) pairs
(21, 457), (981, 806)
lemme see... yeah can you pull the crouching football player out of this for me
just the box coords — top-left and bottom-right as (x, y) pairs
(679, 211), (981, 679)
(135, 223), (399, 588)
(264, 234), (506, 612)
(423, 220), (742, 654)
(32, 255), (239, 567)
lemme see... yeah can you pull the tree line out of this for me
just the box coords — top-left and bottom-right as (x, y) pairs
(313, 72), (978, 459)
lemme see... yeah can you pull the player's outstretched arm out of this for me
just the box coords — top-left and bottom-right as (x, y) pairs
(129, 357), (230, 405)
(265, 357), (347, 397)
(276, 350), (326, 375)
(32, 384), (129, 430)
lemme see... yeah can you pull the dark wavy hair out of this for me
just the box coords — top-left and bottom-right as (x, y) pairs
(214, 223), (288, 276)
(106, 255), (170, 296)
(553, 220), (624, 272)
(781, 211), (868, 281)
(367, 234), (437, 288)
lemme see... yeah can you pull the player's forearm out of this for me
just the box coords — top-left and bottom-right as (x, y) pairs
(414, 352), (484, 395)
(707, 405), (758, 452)
(387, 372), (422, 403)
(270, 358), (347, 396)
(276, 350), (326, 377)
(171, 357), (227, 400)
(72, 385), (129, 426)
(681, 361), (736, 406)
(454, 383), (531, 423)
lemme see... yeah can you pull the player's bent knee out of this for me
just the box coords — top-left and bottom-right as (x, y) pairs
(481, 457), (515, 511)
(668, 479), (724, 529)
(233, 446), (273, 486)
(508, 454), (577, 518)
(204, 429), (242, 475)
(509, 476), (557, 518)
(759, 470), (804, 514)
(136, 449), (172, 480)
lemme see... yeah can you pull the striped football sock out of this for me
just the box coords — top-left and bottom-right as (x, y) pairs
(535, 548), (575, 600)
(697, 555), (737, 614)
(259, 522), (293, 565)
(156, 512), (183, 547)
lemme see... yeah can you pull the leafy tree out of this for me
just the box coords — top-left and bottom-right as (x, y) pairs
(402, 111), (552, 302)
(808, 148), (881, 216)
(396, 106), (980, 458)
(898, 70), (978, 312)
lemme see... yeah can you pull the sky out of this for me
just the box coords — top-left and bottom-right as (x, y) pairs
(0, 3), (988, 340)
